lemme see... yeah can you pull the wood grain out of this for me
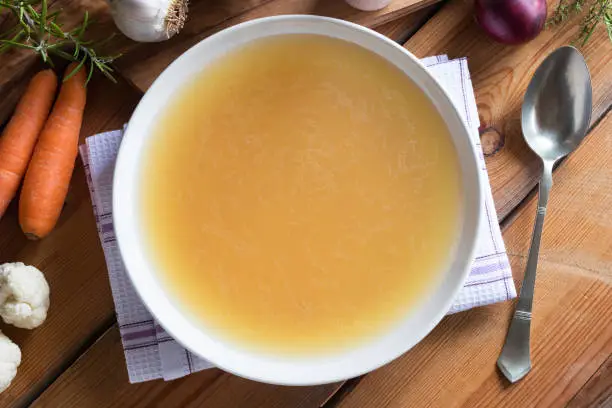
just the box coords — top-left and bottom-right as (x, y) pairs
(0, 74), (141, 408)
(403, 0), (612, 220)
(31, 326), (339, 408)
(30, 327), (222, 408)
(331, 112), (612, 407)
(374, 4), (441, 43)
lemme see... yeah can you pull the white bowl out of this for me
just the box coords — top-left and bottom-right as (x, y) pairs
(113, 15), (482, 386)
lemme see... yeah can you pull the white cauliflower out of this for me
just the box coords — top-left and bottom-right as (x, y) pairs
(0, 330), (21, 393)
(0, 263), (50, 329)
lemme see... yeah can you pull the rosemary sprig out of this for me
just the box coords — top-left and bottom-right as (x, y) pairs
(0, 0), (119, 83)
(549, 0), (612, 45)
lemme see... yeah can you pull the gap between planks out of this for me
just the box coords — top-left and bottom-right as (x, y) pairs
(566, 354), (612, 407)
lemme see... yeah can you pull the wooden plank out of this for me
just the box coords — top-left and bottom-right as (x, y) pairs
(328, 111), (612, 407)
(0, 0), (441, 127)
(567, 356), (612, 408)
(30, 327), (340, 408)
(374, 4), (440, 42)
(114, 0), (443, 91)
(29, 327), (223, 408)
(0, 74), (141, 408)
(403, 0), (612, 220)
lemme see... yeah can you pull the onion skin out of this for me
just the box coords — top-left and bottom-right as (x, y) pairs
(474, 0), (547, 45)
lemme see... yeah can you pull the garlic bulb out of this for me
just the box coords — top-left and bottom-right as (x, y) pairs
(109, 0), (188, 43)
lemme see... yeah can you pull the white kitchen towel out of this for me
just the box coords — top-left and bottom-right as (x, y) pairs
(80, 55), (515, 383)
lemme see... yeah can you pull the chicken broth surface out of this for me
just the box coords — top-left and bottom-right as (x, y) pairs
(141, 35), (461, 355)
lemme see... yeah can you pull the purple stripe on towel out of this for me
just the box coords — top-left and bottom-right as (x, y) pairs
(124, 342), (159, 351)
(122, 328), (158, 341)
(470, 258), (511, 276)
(475, 252), (508, 261)
(101, 222), (114, 234)
(464, 277), (509, 287)
(119, 320), (154, 329)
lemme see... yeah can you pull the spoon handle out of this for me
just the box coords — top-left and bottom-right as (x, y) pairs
(497, 161), (553, 383)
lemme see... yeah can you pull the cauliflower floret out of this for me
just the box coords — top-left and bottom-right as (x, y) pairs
(0, 263), (50, 329)
(0, 330), (21, 393)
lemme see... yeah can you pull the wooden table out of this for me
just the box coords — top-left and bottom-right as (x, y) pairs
(0, 0), (611, 407)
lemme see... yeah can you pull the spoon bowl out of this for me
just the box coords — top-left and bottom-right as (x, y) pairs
(521, 46), (592, 162)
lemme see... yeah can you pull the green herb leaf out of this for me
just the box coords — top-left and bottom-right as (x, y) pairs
(63, 53), (87, 81)
(48, 46), (76, 61)
(86, 58), (95, 84)
(39, 0), (47, 39)
(0, 0), (119, 82)
(605, 10), (612, 40)
(549, 0), (612, 45)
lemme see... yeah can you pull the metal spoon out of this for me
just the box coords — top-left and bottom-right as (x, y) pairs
(497, 46), (592, 383)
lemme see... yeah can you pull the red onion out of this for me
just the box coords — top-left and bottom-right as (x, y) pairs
(474, 0), (547, 45)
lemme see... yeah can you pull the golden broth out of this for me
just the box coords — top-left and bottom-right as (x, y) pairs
(141, 35), (461, 355)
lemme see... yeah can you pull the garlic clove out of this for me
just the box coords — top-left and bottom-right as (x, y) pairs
(109, 0), (188, 43)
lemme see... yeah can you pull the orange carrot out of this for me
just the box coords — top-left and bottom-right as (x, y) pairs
(0, 70), (58, 219)
(19, 63), (87, 239)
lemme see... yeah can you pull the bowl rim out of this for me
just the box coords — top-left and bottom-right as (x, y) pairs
(113, 14), (482, 386)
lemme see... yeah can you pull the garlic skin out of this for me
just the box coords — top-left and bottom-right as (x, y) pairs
(109, 0), (188, 43)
